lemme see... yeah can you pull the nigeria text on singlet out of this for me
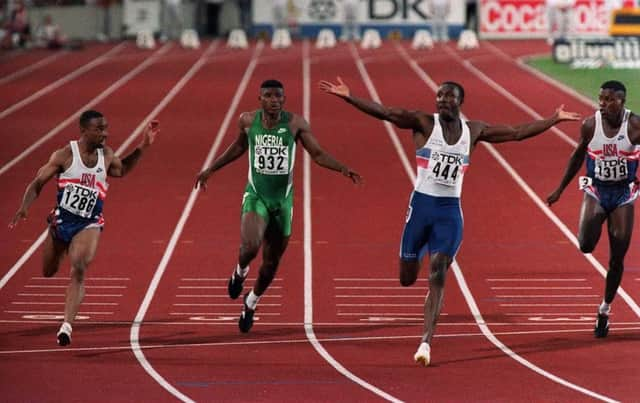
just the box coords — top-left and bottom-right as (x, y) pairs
(415, 114), (471, 198)
(246, 110), (297, 201)
(56, 141), (109, 219)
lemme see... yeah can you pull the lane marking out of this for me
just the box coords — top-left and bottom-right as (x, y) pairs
(303, 40), (402, 403)
(129, 40), (261, 403)
(0, 51), (68, 86)
(0, 43), (125, 120)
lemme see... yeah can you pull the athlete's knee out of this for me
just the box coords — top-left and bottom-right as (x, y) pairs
(578, 237), (596, 254)
(70, 259), (89, 282)
(399, 260), (419, 287)
(429, 266), (448, 288)
(42, 264), (59, 278)
(608, 258), (624, 274)
(239, 240), (261, 261)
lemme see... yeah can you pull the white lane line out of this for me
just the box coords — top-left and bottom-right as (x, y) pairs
(496, 295), (599, 298)
(334, 277), (427, 281)
(490, 287), (592, 290)
(179, 278), (282, 281)
(0, 43), (172, 177)
(303, 40), (402, 403)
(487, 278), (586, 282)
(24, 285), (126, 289)
(481, 40), (597, 109)
(385, 42), (617, 402)
(5, 310), (113, 315)
(12, 302), (118, 306)
(0, 43), (125, 120)
(500, 304), (598, 307)
(17, 293), (123, 297)
(177, 286), (282, 289)
(129, 40), (261, 403)
(175, 294), (281, 298)
(0, 51), (68, 86)
(172, 303), (282, 307)
(6, 325), (640, 357)
(30, 277), (131, 281)
(335, 286), (420, 289)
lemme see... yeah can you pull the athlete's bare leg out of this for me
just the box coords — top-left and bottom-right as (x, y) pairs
(254, 222), (289, 296)
(42, 232), (67, 278)
(577, 194), (607, 253)
(238, 212), (267, 268)
(421, 252), (452, 344)
(604, 203), (633, 303)
(65, 228), (100, 324)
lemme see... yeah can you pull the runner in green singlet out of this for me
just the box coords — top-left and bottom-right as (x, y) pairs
(195, 79), (362, 333)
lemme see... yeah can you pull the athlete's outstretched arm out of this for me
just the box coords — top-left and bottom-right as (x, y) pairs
(319, 77), (423, 130)
(9, 149), (65, 228)
(474, 105), (580, 144)
(109, 120), (159, 178)
(547, 120), (593, 206)
(195, 114), (250, 191)
(296, 116), (363, 184)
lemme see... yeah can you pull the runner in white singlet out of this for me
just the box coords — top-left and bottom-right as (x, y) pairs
(321, 77), (580, 366)
(548, 80), (640, 339)
(10, 110), (159, 346)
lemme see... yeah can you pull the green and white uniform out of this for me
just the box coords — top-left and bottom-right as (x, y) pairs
(242, 110), (297, 236)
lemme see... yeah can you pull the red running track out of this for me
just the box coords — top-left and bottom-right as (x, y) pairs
(0, 39), (638, 402)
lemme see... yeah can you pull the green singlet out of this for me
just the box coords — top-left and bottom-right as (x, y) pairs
(242, 110), (297, 236)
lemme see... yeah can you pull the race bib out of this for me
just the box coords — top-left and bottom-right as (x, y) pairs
(254, 145), (289, 175)
(578, 176), (592, 190)
(60, 183), (98, 218)
(427, 151), (463, 186)
(594, 157), (628, 182)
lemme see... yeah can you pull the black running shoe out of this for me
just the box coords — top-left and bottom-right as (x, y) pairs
(227, 273), (245, 300)
(238, 293), (255, 333)
(594, 313), (609, 338)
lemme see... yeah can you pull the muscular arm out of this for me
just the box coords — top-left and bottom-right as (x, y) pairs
(343, 96), (425, 130)
(547, 120), (593, 206)
(295, 116), (362, 183)
(9, 149), (65, 227)
(319, 77), (427, 131)
(474, 105), (580, 144)
(628, 113), (640, 145)
(195, 113), (250, 190)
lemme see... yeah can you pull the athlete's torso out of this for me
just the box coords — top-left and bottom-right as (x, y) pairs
(246, 110), (297, 201)
(586, 109), (638, 185)
(415, 114), (471, 198)
(56, 141), (109, 219)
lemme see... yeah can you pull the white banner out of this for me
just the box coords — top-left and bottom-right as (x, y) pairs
(253, 0), (466, 26)
(123, 0), (161, 35)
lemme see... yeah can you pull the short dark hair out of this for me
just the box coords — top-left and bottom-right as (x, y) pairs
(601, 80), (626, 96)
(79, 110), (103, 128)
(260, 79), (284, 90)
(441, 81), (465, 104)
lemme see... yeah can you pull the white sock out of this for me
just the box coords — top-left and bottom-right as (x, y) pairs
(235, 264), (249, 278)
(599, 301), (611, 315)
(58, 321), (72, 335)
(246, 290), (260, 310)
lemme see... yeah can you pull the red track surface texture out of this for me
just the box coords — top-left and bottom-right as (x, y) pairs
(1, 39), (638, 402)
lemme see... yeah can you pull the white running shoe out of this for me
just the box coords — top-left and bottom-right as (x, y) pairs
(414, 342), (431, 367)
(57, 322), (72, 346)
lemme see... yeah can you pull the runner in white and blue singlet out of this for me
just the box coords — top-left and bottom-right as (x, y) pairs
(548, 80), (640, 339)
(10, 110), (159, 346)
(321, 77), (580, 366)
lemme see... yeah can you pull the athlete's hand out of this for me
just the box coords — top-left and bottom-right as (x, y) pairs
(553, 105), (581, 123)
(194, 169), (211, 191)
(546, 189), (562, 206)
(342, 167), (363, 185)
(9, 209), (27, 229)
(319, 77), (351, 98)
(140, 120), (159, 148)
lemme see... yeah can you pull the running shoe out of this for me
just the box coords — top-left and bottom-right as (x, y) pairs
(594, 313), (609, 338)
(414, 342), (431, 367)
(227, 272), (245, 300)
(238, 293), (255, 333)
(57, 322), (72, 346)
